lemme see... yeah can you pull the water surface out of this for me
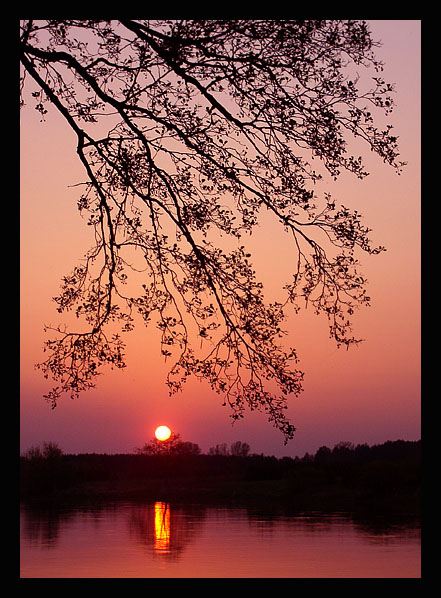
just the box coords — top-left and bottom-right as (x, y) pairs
(20, 501), (420, 578)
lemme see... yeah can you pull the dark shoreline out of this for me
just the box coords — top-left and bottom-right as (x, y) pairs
(28, 476), (420, 520)
(20, 439), (421, 522)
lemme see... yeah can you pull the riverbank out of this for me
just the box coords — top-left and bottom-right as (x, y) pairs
(20, 440), (421, 519)
(37, 474), (419, 520)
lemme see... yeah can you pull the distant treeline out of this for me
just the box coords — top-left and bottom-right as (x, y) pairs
(20, 439), (421, 515)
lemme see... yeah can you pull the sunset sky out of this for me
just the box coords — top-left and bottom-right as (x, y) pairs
(20, 20), (421, 458)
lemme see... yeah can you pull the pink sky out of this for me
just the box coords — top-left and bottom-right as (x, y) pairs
(20, 20), (421, 457)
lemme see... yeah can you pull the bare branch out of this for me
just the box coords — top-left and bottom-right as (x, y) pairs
(20, 20), (402, 442)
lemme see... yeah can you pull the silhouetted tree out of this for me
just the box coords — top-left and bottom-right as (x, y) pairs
(20, 20), (404, 442)
(136, 432), (201, 456)
(230, 440), (251, 457)
(22, 441), (63, 461)
(208, 443), (229, 456)
(20, 442), (66, 496)
(332, 441), (356, 461)
(314, 445), (332, 464)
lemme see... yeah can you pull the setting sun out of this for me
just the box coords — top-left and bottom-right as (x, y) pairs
(155, 425), (171, 441)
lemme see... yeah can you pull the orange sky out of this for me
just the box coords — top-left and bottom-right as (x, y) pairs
(20, 20), (421, 457)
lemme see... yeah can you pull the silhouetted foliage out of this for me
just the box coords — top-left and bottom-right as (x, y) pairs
(22, 441), (63, 461)
(208, 442), (229, 456)
(20, 439), (420, 515)
(230, 440), (251, 457)
(314, 445), (332, 464)
(20, 442), (70, 495)
(209, 440), (251, 456)
(245, 455), (282, 481)
(136, 432), (201, 456)
(20, 20), (405, 441)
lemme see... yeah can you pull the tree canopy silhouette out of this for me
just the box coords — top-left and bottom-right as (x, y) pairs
(20, 20), (404, 442)
(136, 432), (201, 456)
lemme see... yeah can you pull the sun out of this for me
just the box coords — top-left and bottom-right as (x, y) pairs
(155, 425), (172, 441)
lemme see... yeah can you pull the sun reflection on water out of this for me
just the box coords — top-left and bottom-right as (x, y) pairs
(154, 502), (170, 554)
(20, 502), (420, 577)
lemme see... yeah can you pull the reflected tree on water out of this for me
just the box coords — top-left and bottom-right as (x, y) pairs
(20, 20), (404, 442)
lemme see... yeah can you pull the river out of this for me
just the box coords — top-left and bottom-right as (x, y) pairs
(20, 500), (421, 578)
